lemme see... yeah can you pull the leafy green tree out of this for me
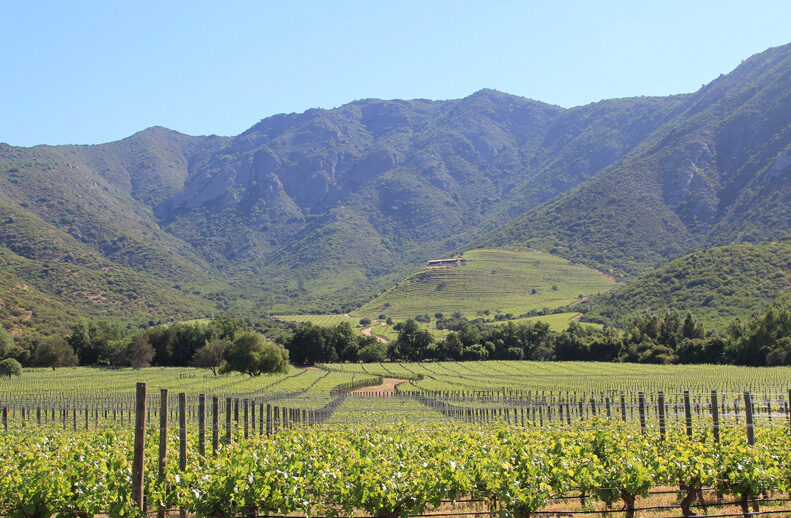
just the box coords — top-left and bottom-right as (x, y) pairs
(0, 358), (22, 378)
(554, 321), (591, 360)
(462, 343), (489, 360)
(0, 327), (13, 356)
(458, 324), (481, 349)
(357, 340), (388, 362)
(638, 343), (676, 364)
(0, 327), (22, 360)
(439, 332), (463, 360)
(726, 303), (791, 365)
(147, 322), (214, 366)
(766, 337), (791, 366)
(389, 319), (433, 361)
(222, 332), (289, 376)
(682, 312), (705, 340)
(587, 325), (622, 361)
(209, 315), (247, 341)
(330, 322), (357, 362)
(677, 337), (725, 364)
(67, 323), (92, 363)
(118, 334), (155, 369)
(32, 336), (77, 369)
(67, 322), (117, 365)
(659, 310), (681, 348)
(191, 338), (229, 375)
(287, 324), (328, 364)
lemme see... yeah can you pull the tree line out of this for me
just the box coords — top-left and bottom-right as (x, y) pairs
(2, 302), (789, 374)
(285, 302), (791, 366)
(0, 315), (289, 376)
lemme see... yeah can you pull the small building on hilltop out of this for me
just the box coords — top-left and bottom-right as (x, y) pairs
(427, 257), (466, 268)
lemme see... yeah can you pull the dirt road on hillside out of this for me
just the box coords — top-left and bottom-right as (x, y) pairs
(361, 322), (388, 343)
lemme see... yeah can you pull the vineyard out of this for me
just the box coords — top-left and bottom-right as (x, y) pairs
(1, 363), (791, 517)
(323, 361), (791, 392)
(354, 248), (618, 320)
(276, 314), (359, 329)
(486, 312), (603, 331)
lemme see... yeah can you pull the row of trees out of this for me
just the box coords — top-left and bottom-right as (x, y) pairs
(3, 303), (790, 371)
(285, 323), (387, 364)
(287, 303), (791, 366)
(0, 316), (289, 376)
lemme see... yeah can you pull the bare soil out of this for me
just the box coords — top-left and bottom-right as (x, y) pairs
(350, 377), (407, 395)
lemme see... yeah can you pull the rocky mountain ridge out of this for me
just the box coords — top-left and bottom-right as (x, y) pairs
(2, 43), (791, 330)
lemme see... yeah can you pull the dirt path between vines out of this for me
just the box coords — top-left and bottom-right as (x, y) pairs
(361, 322), (388, 343)
(350, 377), (407, 395)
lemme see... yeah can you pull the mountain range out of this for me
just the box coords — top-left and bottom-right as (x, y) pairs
(2, 42), (791, 334)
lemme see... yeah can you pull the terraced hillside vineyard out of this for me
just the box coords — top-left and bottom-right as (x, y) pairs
(487, 312), (602, 331)
(356, 248), (617, 320)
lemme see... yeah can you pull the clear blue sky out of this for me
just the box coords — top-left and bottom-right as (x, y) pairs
(2, 1), (790, 146)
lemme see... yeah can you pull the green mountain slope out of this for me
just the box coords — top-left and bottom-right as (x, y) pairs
(355, 247), (617, 320)
(486, 43), (791, 277)
(0, 199), (216, 335)
(2, 43), (791, 331)
(581, 240), (791, 330)
(155, 92), (685, 301)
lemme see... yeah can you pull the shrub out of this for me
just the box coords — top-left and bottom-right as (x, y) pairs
(0, 358), (22, 378)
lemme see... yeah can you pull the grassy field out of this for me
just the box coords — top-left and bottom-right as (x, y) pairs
(487, 312), (603, 331)
(353, 247), (617, 320)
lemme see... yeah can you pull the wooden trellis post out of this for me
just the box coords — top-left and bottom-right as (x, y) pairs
(711, 391), (720, 443)
(131, 383), (147, 512)
(198, 394), (206, 457)
(638, 392), (646, 434)
(179, 393), (187, 518)
(744, 392), (755, 446)
(158, 389), (168, 518)
(212, 396), (219, 455)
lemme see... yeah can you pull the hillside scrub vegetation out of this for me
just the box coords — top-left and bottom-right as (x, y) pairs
(582, 240), (791, 330)
(4, 45), (791, 337)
